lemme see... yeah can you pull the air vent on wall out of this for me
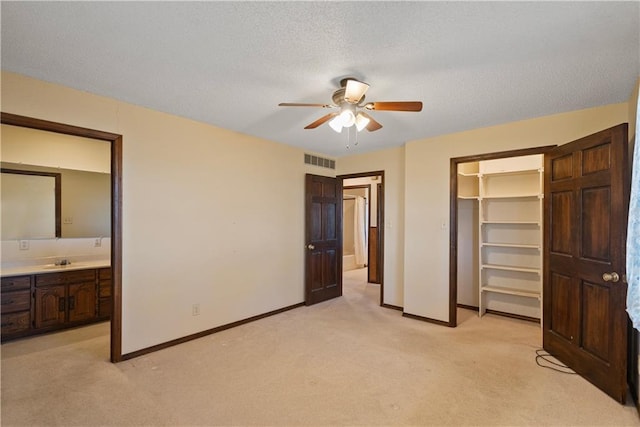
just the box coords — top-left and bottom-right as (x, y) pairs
(304, 153), (335, 170)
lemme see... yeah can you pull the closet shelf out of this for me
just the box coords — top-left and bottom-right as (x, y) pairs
(481, 220), (540, 225)
(481, 264), (541, 274)
(479, 168), (542, 177)
(480, 285), (540, 299)
(458, 172), (479, 177)
(481, 242), (540, 249)
(458, 195), (479, 200)
(480, 194), (541, 200)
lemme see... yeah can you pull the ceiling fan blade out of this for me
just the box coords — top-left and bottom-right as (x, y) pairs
(344, 79), (370, 104)
(359, 112), (383, 132)
(279, 103), (333, 108)
(304, 113), (339, 129)
(366, 101), (423, 112)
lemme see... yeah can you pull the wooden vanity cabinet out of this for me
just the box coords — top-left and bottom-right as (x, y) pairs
(2, 267), (110, 341)
(1, 276), (32, 337)
(97, 268), (111, 319)
(34, 269), (97, 329)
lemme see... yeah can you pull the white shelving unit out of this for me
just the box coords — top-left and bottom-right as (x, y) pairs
(456, 162), (480, 308)
(478, 154), (543, 320)
(457, 162), (479, 199)
(457, 154), (543, 321)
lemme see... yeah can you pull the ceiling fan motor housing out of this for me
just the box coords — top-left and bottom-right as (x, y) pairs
(332, 88), (364, 106)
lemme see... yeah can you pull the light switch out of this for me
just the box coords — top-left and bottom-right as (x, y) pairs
(63, 217), (73, 224)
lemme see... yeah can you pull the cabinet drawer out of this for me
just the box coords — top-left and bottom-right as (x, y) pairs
(1, 311), (30, 335)
(36, 269), (96, 286)
(1, 290), (31, 313)
(99, 280), (111, 297)
(99, 268), (112, 280)
(1, 276), (31, 291)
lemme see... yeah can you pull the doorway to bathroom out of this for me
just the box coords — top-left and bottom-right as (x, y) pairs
(0, 112), (122, 362)
(339, 171), (384, 305)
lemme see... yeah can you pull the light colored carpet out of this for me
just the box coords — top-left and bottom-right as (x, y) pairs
(2, 268), (639, 426)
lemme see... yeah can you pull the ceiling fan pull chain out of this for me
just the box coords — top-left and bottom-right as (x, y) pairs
(346, 126), (351, 150)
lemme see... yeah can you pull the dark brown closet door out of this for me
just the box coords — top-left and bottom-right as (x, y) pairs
(544, 124), (629, 402)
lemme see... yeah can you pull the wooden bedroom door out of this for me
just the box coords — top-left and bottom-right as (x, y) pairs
(543, 123), (629, 402)
(305, 174), (343, 305)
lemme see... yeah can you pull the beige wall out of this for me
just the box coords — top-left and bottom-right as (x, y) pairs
(337, 146), (406, 307)
(3, 70), (632, 351)
(1, 124), (111, 173)
(1, 71), (328, 353)
(403, 103), (628, 320)
(342, 187), (366, 258)
(342, 198), (356, 256)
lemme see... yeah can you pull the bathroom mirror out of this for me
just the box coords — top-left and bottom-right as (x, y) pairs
(1, 124), (111, 240)
(1, 168), (61, 239)
(1, 162), (110, 239)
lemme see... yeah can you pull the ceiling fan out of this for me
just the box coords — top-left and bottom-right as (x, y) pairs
(278, 78), (422, 133)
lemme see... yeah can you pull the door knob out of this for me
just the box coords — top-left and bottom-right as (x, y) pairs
(602, 272), (620, 282)
(307, 244), (315, 250)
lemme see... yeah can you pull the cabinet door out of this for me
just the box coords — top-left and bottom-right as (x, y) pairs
(68, 282), (96, 323)
(34, 285), (66, 328)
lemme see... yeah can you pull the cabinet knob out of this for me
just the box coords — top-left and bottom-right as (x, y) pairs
(602, 272), (620, 283)
(307, 244), (315, 250)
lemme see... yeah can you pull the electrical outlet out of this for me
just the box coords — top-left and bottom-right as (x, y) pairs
(192, 304), (200, 316)
(94, 238), (102, 247)
(19, 240), (29, 250)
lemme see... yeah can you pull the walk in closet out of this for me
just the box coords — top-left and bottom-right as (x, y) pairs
(457, 154), (544, 321)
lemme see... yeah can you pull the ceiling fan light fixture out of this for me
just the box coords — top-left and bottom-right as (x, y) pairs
(344, 79), (370, 104)
(329, 115), (344, 133)
(355, 113), (370, 132)
(340, 109), (356, 127)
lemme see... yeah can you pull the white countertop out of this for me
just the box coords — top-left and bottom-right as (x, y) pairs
(1, 260), (111, 277)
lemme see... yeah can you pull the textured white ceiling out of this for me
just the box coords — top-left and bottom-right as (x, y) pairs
(1, 1), (638, 157)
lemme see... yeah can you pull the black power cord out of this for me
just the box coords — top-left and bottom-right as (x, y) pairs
(535, 349), (577, 374)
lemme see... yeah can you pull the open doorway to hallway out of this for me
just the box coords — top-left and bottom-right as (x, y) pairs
(339, 171), (384, 305)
